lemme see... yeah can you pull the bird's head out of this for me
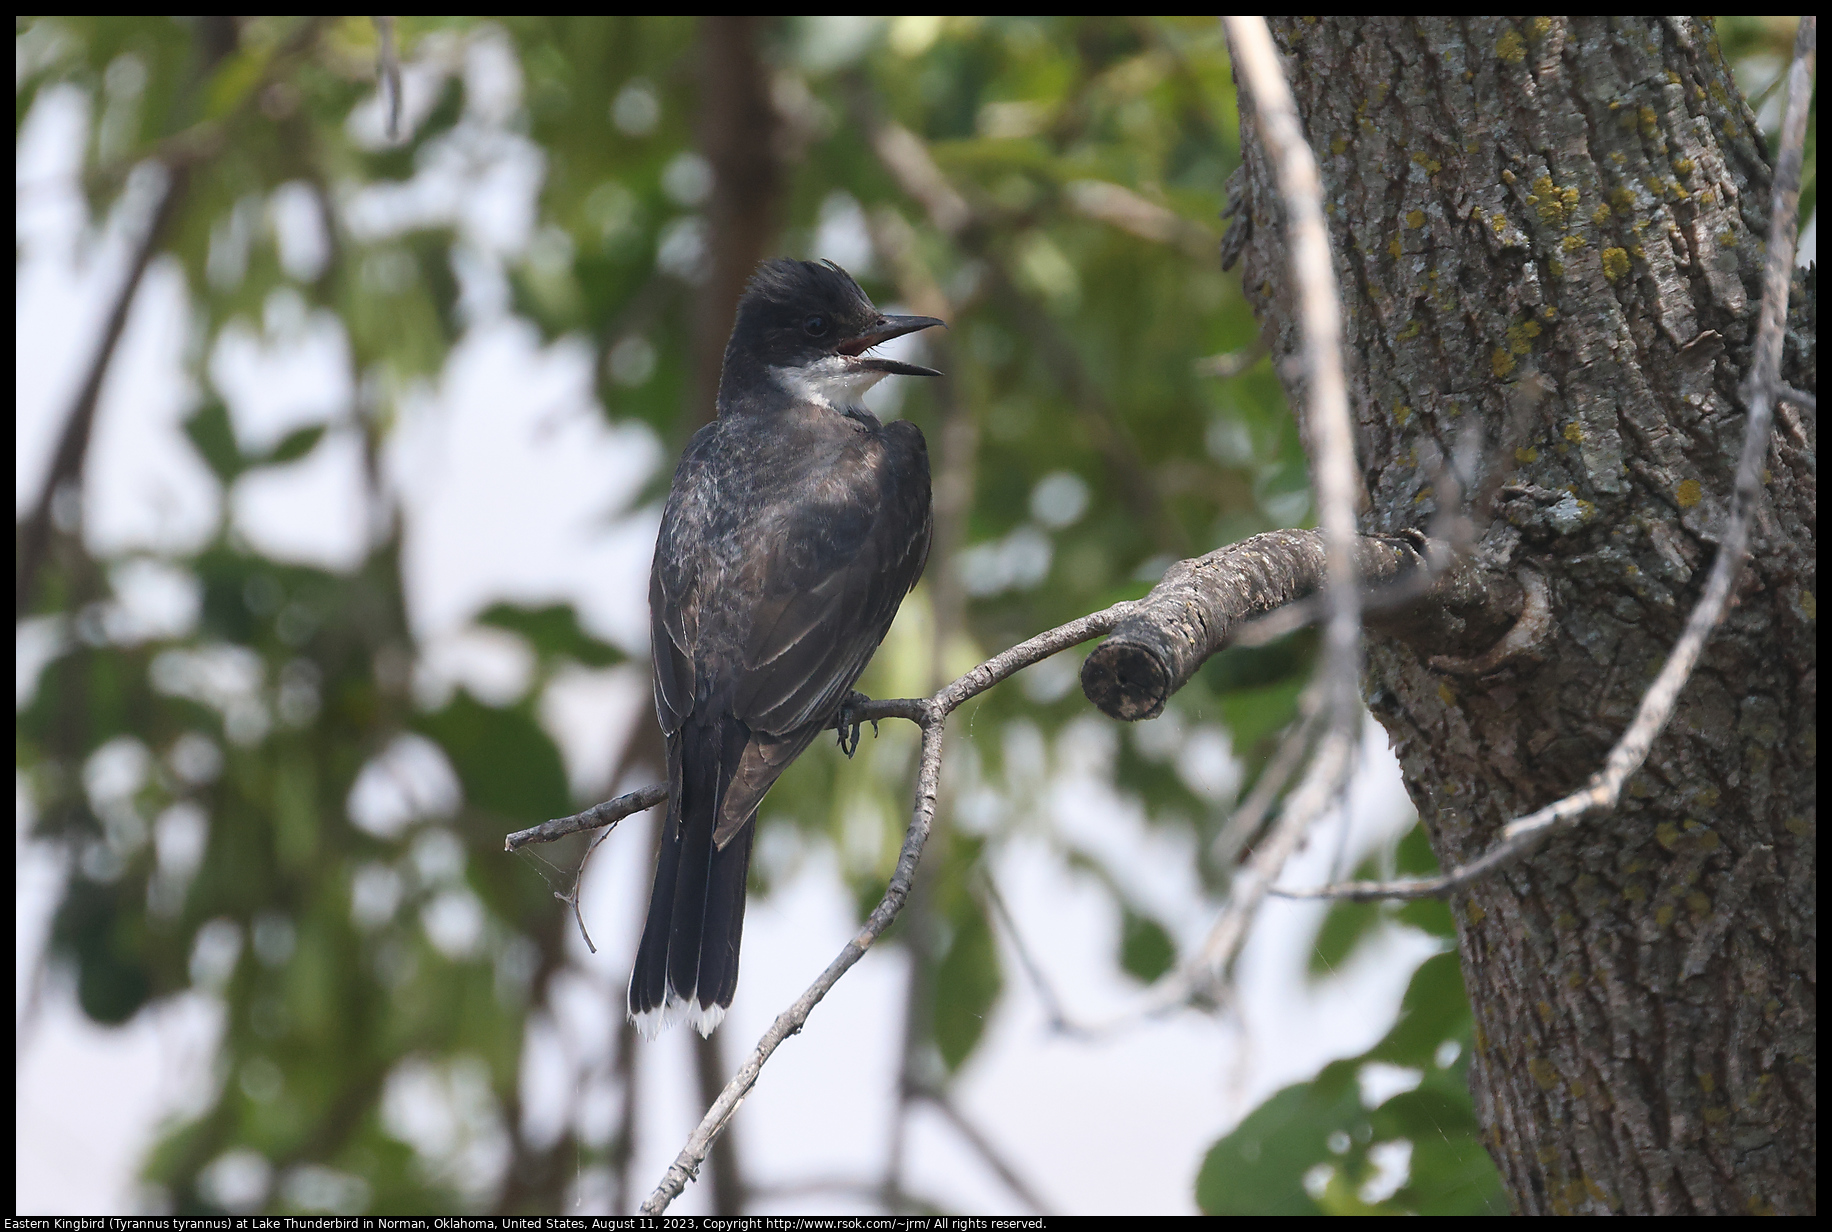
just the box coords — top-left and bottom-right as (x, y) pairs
(720, 259), (944, 415)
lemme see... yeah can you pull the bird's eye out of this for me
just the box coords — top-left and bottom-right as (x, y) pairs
(803, 314), (828, 336)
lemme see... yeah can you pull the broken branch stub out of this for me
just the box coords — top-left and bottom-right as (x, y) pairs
(1080, 530), (1425, 720)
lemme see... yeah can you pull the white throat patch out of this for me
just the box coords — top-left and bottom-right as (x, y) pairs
(770, 356), (886, 411)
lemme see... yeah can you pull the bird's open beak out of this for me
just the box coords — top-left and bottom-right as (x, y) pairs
(838, 314), (946, 377)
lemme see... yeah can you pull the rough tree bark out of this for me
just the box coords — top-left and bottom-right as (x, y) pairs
(1225, 17), (1814, 1215)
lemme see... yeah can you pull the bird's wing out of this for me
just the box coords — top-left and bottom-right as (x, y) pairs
(714, 424), (931, 844)
(650, 527), (696, 737)
(732, 428), (931, 735)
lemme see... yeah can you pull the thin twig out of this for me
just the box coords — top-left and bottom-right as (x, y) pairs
(1278, 15), (1817, 904)
(1070, 17), (1366, 988)
(909, 1085), (1058, 1216)
(1145, 719), (1358, 1014)
(979, 868), (1084, 1036)
(633, 601), (1134, 1214)
(503, 783), (668, 851)
(1223, 16), (1363, 738)
(1006, 19), (1376, 1032)
(639, 711), (939, 1212)
(1209, 688), (1321, 867)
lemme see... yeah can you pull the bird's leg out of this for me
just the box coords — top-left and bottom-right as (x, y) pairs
(835, 691), (880, 758)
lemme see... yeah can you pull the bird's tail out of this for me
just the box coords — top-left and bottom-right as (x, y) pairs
(628, 717), (756, 1038)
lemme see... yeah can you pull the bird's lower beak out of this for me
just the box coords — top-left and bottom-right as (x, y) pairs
(838, 313), (946, 377)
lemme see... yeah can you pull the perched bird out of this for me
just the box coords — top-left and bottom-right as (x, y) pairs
(630, 259), (942, 1037)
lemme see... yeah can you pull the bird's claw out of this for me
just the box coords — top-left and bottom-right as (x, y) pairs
(835, 692), (880, 758)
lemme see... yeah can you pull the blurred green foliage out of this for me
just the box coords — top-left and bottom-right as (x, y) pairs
(17, 13), (1798, 1216)
(1197, 950), (1508, 1216)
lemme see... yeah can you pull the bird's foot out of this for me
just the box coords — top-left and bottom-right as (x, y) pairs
(835, 692), (881, 758)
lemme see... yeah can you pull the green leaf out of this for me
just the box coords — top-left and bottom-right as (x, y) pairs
(1307, 895), (1380, 977)
(1391, 821), (1458, 938)
(477, 602), (624, 667)
(1119, 906), (1175, 982)
(1394, 819), (1439, 875)
(1198, 951), (1504, 1214)
(262, 424), (327, 466)
(52, 876), (153, 1025)
(1196, 1060), (1361, 1215)
(1396, 895), (1457, 939)
(183, 399), (244, 481)
(1367, 951), (1467, 1067)
(1400, 1128), (1512, 1215)
(416, 690), (572, 822)
(203, 45), (269, 120)
(933, 894), (1001, 1072)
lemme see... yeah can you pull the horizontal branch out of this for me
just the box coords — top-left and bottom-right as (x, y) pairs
(503, 783), (668, 852)
(1079, 529), (1426, 721)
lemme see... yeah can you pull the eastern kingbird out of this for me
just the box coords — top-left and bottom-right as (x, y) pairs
(630, 259), (942, 1037)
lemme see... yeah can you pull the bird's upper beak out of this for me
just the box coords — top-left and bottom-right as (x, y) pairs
(837, 314), (946, 377)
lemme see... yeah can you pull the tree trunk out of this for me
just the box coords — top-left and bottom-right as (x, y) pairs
(1227, 17), (1814, 1215)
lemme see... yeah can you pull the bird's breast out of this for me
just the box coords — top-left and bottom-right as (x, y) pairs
(661, 415), (896, 623)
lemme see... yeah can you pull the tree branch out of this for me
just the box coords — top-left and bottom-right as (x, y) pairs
(18, 15), (332, 618)
(503, 14), (1812, 1209)
(1209, 689), (1321, 867)
(503, 783), (667, 852)
(16, 165), (188, 617)
(909, 1084), (1057, 1216)
(1277, 15), (1818, 904)
(624, 602), (1133, 1214)
(1079, 529), (1426, 721)
(1222, 16), (1364, 741)
(862, 108), (1194, 555)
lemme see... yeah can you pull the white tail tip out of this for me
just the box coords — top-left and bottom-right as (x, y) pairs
(629, 990), (727, 1038)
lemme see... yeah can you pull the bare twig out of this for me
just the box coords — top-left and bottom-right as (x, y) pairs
(1278, 15), (1817, 904)
(503, 783), (667, 851)
(1209, 688), (1321, 867)
(909, 1085), (1057, 1216)
(890, 18), (1382, 1042)
(1014, 710), (1361, 1042)
(871, 121), (972, 238)
(1184, 721), (1357, 991)
(631, 602), (1136, 1214)
(1222, 16), (1363, 737)
(979, 869), (1084, 1036)
(637, 712), (938, 1213)
(1063, 178), (1217, 258)
(1068, 17), (1368, 1012)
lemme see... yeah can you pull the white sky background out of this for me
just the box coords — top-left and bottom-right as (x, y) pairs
(35, 20), (1816, 1214)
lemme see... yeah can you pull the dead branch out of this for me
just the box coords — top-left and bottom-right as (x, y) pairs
(1079, 529), (1426, 721)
